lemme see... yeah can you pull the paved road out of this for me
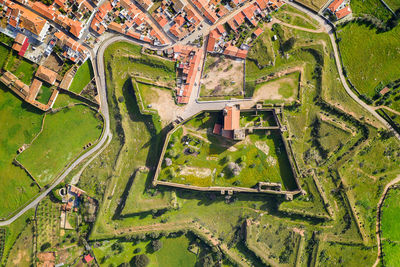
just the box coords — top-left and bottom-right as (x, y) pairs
(287, 1), (400, 141)
(1, 0), (398, 227)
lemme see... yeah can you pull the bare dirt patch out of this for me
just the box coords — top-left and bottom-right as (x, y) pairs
(142, 86), (184, 125)
(255, 141), (270, 155)
(201, 55), (244, 97)
(180, 166), (212, 178)
(253, 76), (297, 102)
(43, 53), (63, 72)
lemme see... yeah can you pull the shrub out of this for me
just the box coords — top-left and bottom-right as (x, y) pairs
(151, 239), (163, 252)
(131, 254), (150, 267)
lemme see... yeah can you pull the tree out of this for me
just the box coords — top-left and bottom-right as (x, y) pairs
(151, 239), (163, 252)
(281, 37), (295, 53)
(131, 254), (150, 267)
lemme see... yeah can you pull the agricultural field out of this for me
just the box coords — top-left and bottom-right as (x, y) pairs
(200, 55), (244, 98)
(0, 84), (42, 219)
(337, 22), (400, 97)
(17, 105), (103, 186)
(69, 60), (94, 94)
(6, 220), (34, 267)
(159, 112), (297, 190)
(36, 198), (60, 252)
(350, 0), (393, 22)
(381, 187), (400, 266)
(93, 234), (210, 266)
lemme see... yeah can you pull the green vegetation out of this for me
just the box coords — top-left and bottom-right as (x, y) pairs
(275, 4), (319, 30)
(0, 210), (34, 266)
(17, 105), (102, 186)
(385, 0), (400, 11)
(337, 23), (400, 97)
(69, 60), (94, 94)
(351, 0), (393, 22)
(0, 84), (41, 218)
(52, 93), (84, 109)
(247, 29), (275, 67)
(159, 112), (297, 190)
(93, 235), (199, 266)
(5, 220), (34, 267)
(36, 84), (53, 104)
(4, 50), (37, 85)
(122, 172), (176, 215)
(36, 197), (60, 252)
(381, 188), (400, 266)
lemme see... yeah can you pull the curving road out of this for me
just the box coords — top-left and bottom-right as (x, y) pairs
(1, 0), (398, 227)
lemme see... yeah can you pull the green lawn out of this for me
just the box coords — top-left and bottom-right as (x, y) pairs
(318, 121), (352, 152)
(0, 44), (9, 68)
(52, 93), (84, 109)
(382, 188), (400, 266)
(350, 0), (393, 22)
(4, 51), (37, 85)
(17, 105), (103, 186)
(274, 5), (319, 30)
(337, 23), (400, 97)
(0, 84), (42, 218)
(69, 60), (94, 94)
(35, 84), (53, 104)
(93, 235), (197, 266)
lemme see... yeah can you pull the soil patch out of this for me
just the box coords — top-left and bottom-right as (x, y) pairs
(180, 166), (212, 178)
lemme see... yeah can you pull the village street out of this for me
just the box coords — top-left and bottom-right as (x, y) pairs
(0, 0), (398, 227)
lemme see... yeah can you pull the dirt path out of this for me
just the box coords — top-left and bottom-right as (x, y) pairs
(272, 18), (325, 33)
(374, 106), (400, 116)
(374, 174), (400, 267)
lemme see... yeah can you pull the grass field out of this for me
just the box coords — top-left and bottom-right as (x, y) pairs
(247, 29), (275, 67)
(275, 5), (320, 30)
(337, 23), (400, 97)
(4, 51), (37, 85)
(350, 0), (393, 22)
(318, 120), (352, 152)
(381, 188), (400, 266)
(36, 84), (53, 104)
(17, 105), (102, 186)
(159, 112), (297, 190)
(69, 60), (94, 94)
(122, 171), (176, 215)
(52, 93), (84, 109)
(93, 235), (198, 266)
(384, 0), (400, 11)
(0, 44), (9, 68)
(5, 221), (33, 267)
(0, 84), (42, 218)
(252, 72), (299, 103)
(0, 209), (34, 266)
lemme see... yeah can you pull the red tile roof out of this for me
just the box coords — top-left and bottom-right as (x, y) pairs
(335, 6), (351, 19)
(223, 105), (240, 131)
(206, 36), (216, 52)
(253, 27), (263, 37)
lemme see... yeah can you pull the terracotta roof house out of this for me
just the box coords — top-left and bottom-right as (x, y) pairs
(334, 6), (351, 19)
(28, 78), (42, 101)
(32, 1), (56, 20)
(68, 19), (84, 38)
(5, 1), (50, 42)
(84, 254), (94, 263)
(379, 87), (390, 96)
(12, 33), (29, 56)
(223, 104), (240, 131)
(328, 0), (345, 12)
(35, 65), (57, 85)
(172, 0), (185, 12)
(253, 27), (263, 37)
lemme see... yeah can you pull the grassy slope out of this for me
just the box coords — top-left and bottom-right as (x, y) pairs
(5, 221), (34, 267)
(17, 105), (102, 186)
(52, 93), (84, 109)
(381, 188), (400, 266)
(0, 85), (41, 218)
(351, 0), (393, 22)
(384, 0), (400, 11)
(0, 210), (34, 266)
(69, 60), (94, 94)
(93, 235), (196, 266)
(337, 23), (400, 97)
